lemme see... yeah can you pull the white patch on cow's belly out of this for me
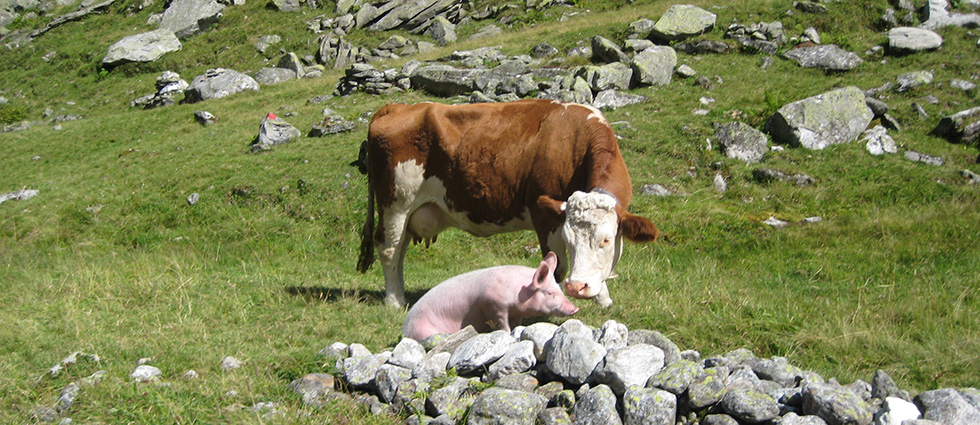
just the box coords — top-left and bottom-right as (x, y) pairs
(549, 100), (610, 126)
(391, 165), (534, 239)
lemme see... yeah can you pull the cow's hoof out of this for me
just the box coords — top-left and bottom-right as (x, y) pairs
(384, 295), (406, 308)
(594, 296), (613, 308)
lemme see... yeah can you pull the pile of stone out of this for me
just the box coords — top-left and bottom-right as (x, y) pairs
(294, 319), (980, 425)
(335, 63), (411, 96)
(130, 71), (189, 109)
(254, 52), (326, 85)
(722, 21), (786, 54)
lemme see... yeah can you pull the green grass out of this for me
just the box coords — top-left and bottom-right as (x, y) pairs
(2, 0), (980, 422)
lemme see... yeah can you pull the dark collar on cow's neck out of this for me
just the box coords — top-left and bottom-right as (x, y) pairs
(589, 188), (620, 205)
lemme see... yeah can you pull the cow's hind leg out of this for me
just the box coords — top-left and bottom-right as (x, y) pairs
(377, 212), (411, 308)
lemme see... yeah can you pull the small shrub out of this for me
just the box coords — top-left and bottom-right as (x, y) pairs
(0, 104), (28, 124)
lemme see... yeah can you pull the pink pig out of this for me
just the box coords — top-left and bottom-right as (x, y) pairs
(402, 251), (580, 341)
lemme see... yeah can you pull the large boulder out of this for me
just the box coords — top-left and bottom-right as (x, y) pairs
(467, 387), (547, 425)
(715, 121), (768, 163)
(363, 0), (458, 32)
(631, 46), (676, 87)
(887, 27), (943, 53)
(102, 29), (181, 68)
(650, 4), (716, 42)
(915, 388), (980, 425)
(409, 64), (488, 97)
(765, 86), (874, 150)
(158, 0), (224, 39)
(932, 106), (980, 144)
(782, 44), (863, 72)
(591, 35), (629, 64)
(184, 68), (259, 103)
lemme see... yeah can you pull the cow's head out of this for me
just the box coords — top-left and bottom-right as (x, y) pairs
(538, 190), (658, 306)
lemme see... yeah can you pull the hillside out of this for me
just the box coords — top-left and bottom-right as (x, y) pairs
(1, 0), (979, 423)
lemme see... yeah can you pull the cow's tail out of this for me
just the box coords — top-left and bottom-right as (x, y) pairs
(356, 140), (376, 273)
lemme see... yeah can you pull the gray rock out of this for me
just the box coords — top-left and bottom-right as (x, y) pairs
(531, 42), (559, 58)
(290, 373), (335, 405)
(720, 384), (780, 423)
(220, 356), (242, 370)
(950, 79), (977, 92)
(102, 29), (181, 67)
(593, 90), (647, 110)
(487, 340), (536, 380)
(184, 68), (259, 103)
(701, 414), (739, 425)
(375, 364), (411, 403)
(494, 373), (538, 392)
(915, 388), (980, 425)
(412, 351), (450, 383)
(591, 35), (629, 64)
(796, 1), (828, 14)
(646, 359), (701, 395)
(715, 121), (768, 163)
(871, 370), (909, 401)
(425, 377), (477, 419)
(158, 0), (224, 39)
(887, 27), (943, 52)
(519, 322), (559, 361)
(688, 367), (730, 409)
(425, 16), (455, 45)
(747, 356), (804, 388)
(783, 44), (863, 72)
(676, 39), (732, 54)
(624, 39), (654, 53)
(253, 67), (296, 85)
(873, 397), (921, 425)
(596, 320), (628, 350)
(752, 168), (815, 186)
(623, 387), (675, 425)
(650, 4), (716, 42)
(131, 365), (161, 382)
(920, 0), (980, 29)
(895, 71), (933, 92)
(342, 351), (391, 389)
(389, 338), (426, 370)
(447, 330), (515, 374)
(905, 150), (945, 166)
(627, 330), (681, 365)
(252, 113), (300, 152)
(932, 106), (980, 144)
(676, 64), (697, 78)
(802, 382), (873, 425)
(467, 387), (548, 425)
(468, 25), (501, 41)
(573, 385), (622, 425)
(544, 331), (606, 385)
(627, 18), (655, 39)
(193, 110), (215, 126)
(640, 184), (673, 197)
(631, 46), (676, 87)
(428, 325), (479, 354)
(863, 125), (897, 156)
(267, 0), (300, 12)
(254, 34), (280, 54)
(778, 412), (828, 425)
(538, 407), (572, 425)
(592, 343), (666, 395)
(576, 63), (633, 93)
(410, 64), (488, 97)
(765, 86), (874, 150)
(0, 189), (39, 204)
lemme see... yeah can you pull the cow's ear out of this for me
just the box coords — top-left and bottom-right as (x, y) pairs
(617, 207), (658, 243)
(537, 195), (566, 218)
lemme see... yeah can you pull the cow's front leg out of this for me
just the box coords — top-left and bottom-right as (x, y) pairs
(593, 282), (613, 307)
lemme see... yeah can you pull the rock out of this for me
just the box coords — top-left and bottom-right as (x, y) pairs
(720, 384), (780, 423)
(887, 27), (943, 53)
(752, 168), (815, 186)
(715, 121), (768, 163)
(193, 110), (215, 125)
(915, 388), (980, 425)
(701, 414), (740, 425)
(267, 0), (300, 12)
(783, 44), (863, 72)
(447, 330), (515, 374)
(131, 365), (161, 382)
(650, 4), (717, 42)
(425, 377), (477, 419)
(251, 112), (300, 152)
(591, 35), (629, 64)
(871, 370), (909, 401)
(425, 16), (455, 45)
(343, 351), (391, 389)
(765, 86), (874, 150)
(253, 67), (297, 85)
(595, 320), (629, 350)
(467, 25), (501, 41)
(920, 0), (980, 29)
(795, 1), (828, 14)
(544, 331), (606, 386)
(531, 42), (559, 58)
(802, 382), (873, 425)
(494, 373), (538, 392)
(640, 184), (673, 197)
(290, 373), (335, 405)
(688, 367), (730, 409)
(389, 338), (426, 370)
(409, 64), (488, 97)
(624, 387), (676, 425)
(863, 125), (897, 156)
(873, 397), (921, 425)
(573, 385), (622, 425)
(375, 364), (412, 403)
(102, 29), (181, 68)
(520, 322), (559, 361)
(624, 39), (654, 52)
(932, 106), (980, 144)
(676, 64), (697, 78)
(593, 90), (647, 110)
(676, 40), (732, 54)
(487, 340), (536, 380)
(467, 387), (547, 425)
(254, 34), (280, 54)
(413, 352), (450, 384)
(220, 356), (242, 370)
(0, 189), (39, 204)
(631, 46), (677, 87)
(627, 330), (681, 366)
(895, 71), (933, 92)
(538, 407), (572, 425)
(576, 63), (633, 93)
(591, 343), (666, 395)
(158, 0), (224, 39)
(647, 359), (702, 395)
(184, 68), (259, 103)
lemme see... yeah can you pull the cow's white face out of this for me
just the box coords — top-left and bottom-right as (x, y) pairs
(560, 191), (622, 304)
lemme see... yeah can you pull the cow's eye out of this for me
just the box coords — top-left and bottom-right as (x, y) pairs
(600, 237), (611, 248)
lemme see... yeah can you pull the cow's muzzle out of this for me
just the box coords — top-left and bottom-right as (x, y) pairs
(564, 280), (596, 299)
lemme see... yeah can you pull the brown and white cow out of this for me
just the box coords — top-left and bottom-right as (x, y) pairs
(356, 99), (658, 308)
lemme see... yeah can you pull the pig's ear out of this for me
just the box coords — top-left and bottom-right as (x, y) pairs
(533, 253), (556, 287)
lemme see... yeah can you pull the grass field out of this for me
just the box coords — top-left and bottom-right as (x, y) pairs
(1, 0), (979, 423)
